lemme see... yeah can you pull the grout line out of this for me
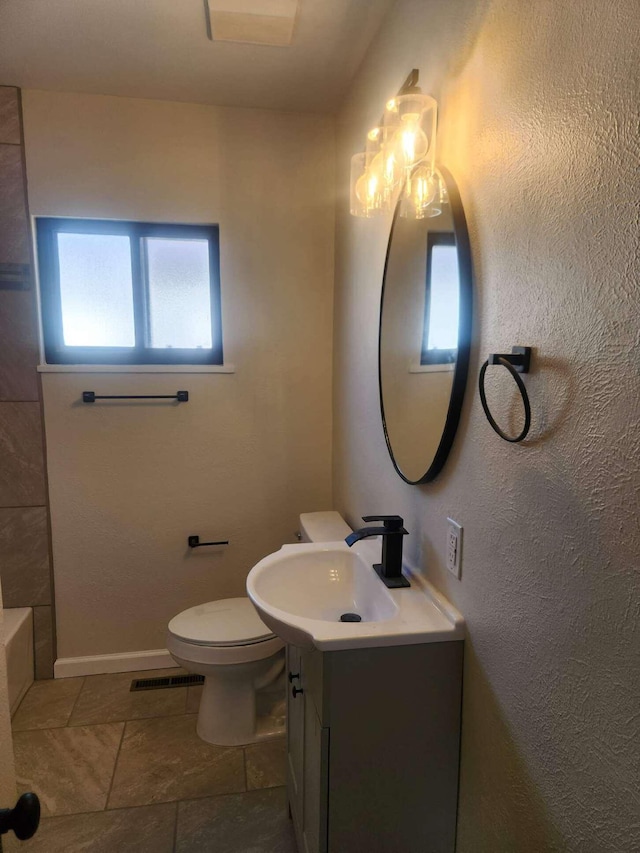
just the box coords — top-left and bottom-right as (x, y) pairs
(0, 504), (48, 509)
(154, 785), (283, 814)
(15, 712), (197, 734)
(66, 707), (197, 729)
(65, 676), (86, 726)
(175, 786), (286, 809)
(12, 722), (70, 734)
(101, 783), (251, 815)
(172, 800), (179, 853)
(104, 720), (127, 812)
(242, 746), (248, 792)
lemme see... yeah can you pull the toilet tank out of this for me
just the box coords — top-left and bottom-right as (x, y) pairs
(299, 511), (352, 543)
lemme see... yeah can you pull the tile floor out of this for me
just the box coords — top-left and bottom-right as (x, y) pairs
(12, 669), (296, 852)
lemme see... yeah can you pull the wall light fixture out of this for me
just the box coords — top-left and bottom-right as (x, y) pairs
(350, 69), (445, 219)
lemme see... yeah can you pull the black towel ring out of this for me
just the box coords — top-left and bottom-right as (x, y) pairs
(479, 348), (532, 443)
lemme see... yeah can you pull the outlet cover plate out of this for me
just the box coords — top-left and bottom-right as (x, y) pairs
(446, 518), (462, 579)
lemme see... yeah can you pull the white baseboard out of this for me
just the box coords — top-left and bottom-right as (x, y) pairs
(54, 648), (176, 679)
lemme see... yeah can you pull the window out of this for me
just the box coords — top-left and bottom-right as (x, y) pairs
(420, 232), (459, 365)
(36, 218), (222, 365)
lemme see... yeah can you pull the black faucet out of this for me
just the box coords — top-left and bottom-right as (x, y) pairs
(345, 515), (410, 588)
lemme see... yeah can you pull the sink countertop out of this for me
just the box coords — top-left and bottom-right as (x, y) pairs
(246, 538), (465, 652)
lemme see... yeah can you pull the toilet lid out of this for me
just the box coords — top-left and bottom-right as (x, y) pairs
(168, 597), (275, 647)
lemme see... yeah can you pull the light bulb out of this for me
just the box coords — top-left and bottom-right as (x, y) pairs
(413, 169), (437, 209)
(352, 154), (385, 217)
(370, 149), (401, 192)
(397, 115), (429, 167)
(390, 90), (436, 170)
(384, 151), (398, 186)
(400, 165), (440, 219)
(355, 171), (379, 206)
(367, 172), (380, 203)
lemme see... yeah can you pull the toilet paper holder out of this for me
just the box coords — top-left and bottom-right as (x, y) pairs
(188, 535), (229, 548)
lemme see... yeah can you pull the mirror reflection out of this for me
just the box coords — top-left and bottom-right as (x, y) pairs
(379, 169), (471, 483)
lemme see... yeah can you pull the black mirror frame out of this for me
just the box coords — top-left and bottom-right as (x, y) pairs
(378, 165), (473, 484)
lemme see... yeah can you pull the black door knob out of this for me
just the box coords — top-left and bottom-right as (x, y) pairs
(288, 671), (300, 683)
(0, 792), (41, 841)
(292, 686), (304, 698)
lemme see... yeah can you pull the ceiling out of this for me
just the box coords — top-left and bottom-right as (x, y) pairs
(0, 0), (394, 113)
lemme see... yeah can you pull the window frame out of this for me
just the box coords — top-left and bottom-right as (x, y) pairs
(420, 231), (458, 366)
(36, 217), (223, 365)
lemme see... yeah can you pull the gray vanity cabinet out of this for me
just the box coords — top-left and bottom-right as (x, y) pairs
(286, 640), (464, 853)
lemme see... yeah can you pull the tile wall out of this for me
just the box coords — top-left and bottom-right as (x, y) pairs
(0, 85), (55, 678)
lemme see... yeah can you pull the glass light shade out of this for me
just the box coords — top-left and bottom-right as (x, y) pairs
(422, 202), (443, 218)
(388, 91), (437, 172)
(365, 126), (383, 163)
(383, 99), (401, 132)
(351, 152), (384, 217)
(351, 128), (403, 217)
(366, 126), (403, 189)
(436, 170), (449, 206)
(400, 165), (441, 219)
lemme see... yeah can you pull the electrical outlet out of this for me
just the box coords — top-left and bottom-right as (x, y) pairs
(446, 518), (462, 579)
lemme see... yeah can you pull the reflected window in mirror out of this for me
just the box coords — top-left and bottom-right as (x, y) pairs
(421, 233), (459, 365)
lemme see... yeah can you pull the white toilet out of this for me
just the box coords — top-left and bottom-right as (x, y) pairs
(166, 511), (351, 746)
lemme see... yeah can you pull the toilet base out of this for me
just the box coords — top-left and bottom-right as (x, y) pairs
(194, 657), (286, 747)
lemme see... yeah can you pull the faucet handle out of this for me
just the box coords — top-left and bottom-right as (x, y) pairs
(362, 515), (407, 532)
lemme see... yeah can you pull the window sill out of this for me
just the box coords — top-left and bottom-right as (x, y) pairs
(408, 362), (455, 374)
(37, 364), (236, 374)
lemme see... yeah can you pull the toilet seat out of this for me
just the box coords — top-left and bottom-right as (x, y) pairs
(168, 597), (275, 647)
(167, 597), (284, 666)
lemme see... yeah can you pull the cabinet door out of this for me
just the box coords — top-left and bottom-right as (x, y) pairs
(287, 645), (305, 831)
(303, 696), (329, 853)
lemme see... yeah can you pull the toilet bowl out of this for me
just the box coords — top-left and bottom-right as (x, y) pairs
(167, 511), (351, 746)
(167, 597), (285, 746)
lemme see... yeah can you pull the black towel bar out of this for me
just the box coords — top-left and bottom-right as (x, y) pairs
(82, 391), (189, 403)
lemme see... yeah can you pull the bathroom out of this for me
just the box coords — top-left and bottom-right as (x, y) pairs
(0, 0), (638, 850)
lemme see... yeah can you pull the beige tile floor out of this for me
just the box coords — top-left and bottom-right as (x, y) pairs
(12, 669), (296, 852)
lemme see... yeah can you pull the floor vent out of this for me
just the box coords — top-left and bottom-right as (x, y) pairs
(130, 674), (204, 692)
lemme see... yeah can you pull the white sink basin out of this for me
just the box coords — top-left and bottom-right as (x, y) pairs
(246, 540), (465, 651)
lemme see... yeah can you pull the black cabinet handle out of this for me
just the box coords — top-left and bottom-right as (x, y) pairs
(288, 671), (300, 683)
(0, 792), (40, 841)
(292, 686), (304, 698)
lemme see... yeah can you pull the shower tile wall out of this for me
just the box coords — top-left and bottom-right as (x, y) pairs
(0, 85), (55, 678)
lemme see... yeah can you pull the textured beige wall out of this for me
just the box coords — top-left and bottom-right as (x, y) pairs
(23, 91), (334, 659)
(334, 0), (640, 849)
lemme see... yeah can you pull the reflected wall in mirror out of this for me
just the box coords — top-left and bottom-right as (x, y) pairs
(379, 167), (472, 484)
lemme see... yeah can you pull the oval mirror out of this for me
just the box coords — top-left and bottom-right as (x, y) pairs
(379, 166), (473, 484)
